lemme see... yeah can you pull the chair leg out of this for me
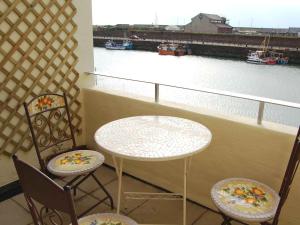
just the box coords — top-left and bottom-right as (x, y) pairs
(73, 187), (77, 196)
(221, 213), (232, 225)
(63, 171), (114, 216)
(71, 172), (94, 196)
(91, 173), (114, 209)
(261, 222), (272, 225)
(72, 172), (94, 188)
(65, 175), (83, 187)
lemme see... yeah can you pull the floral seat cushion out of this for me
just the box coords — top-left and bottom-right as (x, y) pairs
(47, 150), (104, 176)
(211, 178), (280, 222)
(77, 213), (138, 225)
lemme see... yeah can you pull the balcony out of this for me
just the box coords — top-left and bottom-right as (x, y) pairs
(0, 164), (241, 225)
(0, 1), (299, 225)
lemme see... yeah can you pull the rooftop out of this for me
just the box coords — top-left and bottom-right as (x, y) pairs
(195, 13), (225, 21)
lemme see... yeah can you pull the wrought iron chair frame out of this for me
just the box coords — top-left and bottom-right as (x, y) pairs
(218, 127), (300, 225)
(13, 155), (79, 225)
(23, 92), (113, 216)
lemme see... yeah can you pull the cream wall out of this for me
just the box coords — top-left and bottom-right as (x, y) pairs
(73, 0), (95, 145)
(73, 0), (96, 89)
(0, 0), (93, 186)
(83, 88), (299, 225)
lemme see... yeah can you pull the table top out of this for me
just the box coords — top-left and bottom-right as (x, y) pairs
(94, 116), (212, 161)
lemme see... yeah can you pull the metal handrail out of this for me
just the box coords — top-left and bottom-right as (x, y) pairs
(86, 72), (300, 124)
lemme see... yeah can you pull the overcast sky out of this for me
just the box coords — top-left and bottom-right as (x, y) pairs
(92, 0), (300, 28)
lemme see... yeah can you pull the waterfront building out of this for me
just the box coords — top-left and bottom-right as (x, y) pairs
(288, 27), (300, 37)
(233, 27), (300, 37)
(164, 25), (184, 31)
(184, 13), (233, 34)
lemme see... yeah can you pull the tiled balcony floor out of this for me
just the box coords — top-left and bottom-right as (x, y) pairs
(0, 165), (244, 225)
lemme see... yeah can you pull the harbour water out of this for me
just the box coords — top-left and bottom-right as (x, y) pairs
(94, 47), (300, 127)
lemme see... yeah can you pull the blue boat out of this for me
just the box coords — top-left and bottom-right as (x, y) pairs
(105, 40), (133, 50)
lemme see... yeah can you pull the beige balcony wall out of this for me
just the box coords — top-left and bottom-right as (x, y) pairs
(83, 88), (299, 225)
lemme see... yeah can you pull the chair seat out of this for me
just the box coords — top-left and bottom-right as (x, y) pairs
(211, 178), (280, 222)
(47, 150), (104, 177)
(77, 213), (138, 225)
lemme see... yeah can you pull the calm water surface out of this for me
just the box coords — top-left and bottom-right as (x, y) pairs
(94, 47), (300, 126)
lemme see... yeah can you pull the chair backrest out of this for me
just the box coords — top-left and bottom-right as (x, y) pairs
(23, 93), (76, 172)
(13, 155), (79, 225)
(272, 127), (300, 225)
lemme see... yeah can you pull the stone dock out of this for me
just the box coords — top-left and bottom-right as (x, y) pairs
(93, 30), (300, 64)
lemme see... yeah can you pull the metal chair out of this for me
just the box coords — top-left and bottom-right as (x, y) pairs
(12, 155), (137, 225)
(23, 93), (113, 216)
(211, 127), (300, 225)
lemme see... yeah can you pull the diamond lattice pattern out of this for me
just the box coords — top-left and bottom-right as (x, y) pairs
(0, 0), (81, 155)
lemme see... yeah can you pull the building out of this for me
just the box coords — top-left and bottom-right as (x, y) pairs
(288, 27), (300, 37)
(164, 25), (184, 31)
(233, 27), (300, 37)
(233, 27), (289, 36)
(184, 13), (233, 34)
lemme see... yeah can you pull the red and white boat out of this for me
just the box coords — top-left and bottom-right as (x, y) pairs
(246, 35), (288, 65)
(157, 43), (191, 56)
(247, 50), (288, 65)
(247, 51), (276, 64)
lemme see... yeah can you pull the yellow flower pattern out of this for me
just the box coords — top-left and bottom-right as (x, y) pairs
(60, 153), (92, 165)
(223, 185), (268, 208)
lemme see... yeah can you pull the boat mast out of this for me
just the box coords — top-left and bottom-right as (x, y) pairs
(261, 34), (270, 52)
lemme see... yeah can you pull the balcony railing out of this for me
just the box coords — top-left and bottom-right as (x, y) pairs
(86, 72), (300, 125)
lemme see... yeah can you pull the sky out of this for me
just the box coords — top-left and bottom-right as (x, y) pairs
(92, 0), (300, 28)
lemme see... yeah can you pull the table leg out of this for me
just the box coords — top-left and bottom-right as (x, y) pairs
(183, 158), (187, 225)
(183, 157), (192, 225)
(112, 156), (123, 214)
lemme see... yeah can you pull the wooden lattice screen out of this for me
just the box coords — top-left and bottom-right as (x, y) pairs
(0, 0), (81, 156)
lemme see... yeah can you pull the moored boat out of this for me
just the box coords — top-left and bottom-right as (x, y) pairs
(246, 35), (288, 65)
(157, 43), (191, 56)
(105, 40), (133, 50)
(247, 50), (288, 65)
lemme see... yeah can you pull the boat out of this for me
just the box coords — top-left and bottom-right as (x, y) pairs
(246, 36), (288, 65)
(247, 51), (277, 65)
(247, 50), (288, 65)
(105, 40), (133, 50)
(272, 51), (289, 64)
(157, 43), (192, 56)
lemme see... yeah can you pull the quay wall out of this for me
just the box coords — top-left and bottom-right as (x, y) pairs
(93, 38), (300, 64)
(94, 30), (300, 48)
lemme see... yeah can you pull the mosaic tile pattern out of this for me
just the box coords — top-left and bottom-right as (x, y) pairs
(28, 94), (65, 115)
(95, 116), (212, 161)
(47, 150), (104, 176)
(211, 178), (280, 222)
(78, 213), (138, 225)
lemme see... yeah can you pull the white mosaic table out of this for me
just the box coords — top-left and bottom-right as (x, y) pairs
(94, 116), (212, 225)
